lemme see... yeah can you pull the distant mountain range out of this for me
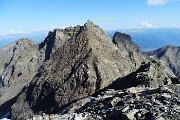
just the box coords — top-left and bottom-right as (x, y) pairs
(107, 28), (180, 51)
(0, 31), (48, 47)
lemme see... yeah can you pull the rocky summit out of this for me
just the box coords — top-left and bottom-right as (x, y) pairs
(0, 21), (179, 120)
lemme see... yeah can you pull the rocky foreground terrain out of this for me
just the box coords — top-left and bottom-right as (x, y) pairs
(30, 85), (180, 120)
(0, 21), (179, 120)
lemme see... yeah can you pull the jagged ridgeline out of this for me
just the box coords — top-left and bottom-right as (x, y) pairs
(0, 21), (179, 120)
(146, 45), (180, 77)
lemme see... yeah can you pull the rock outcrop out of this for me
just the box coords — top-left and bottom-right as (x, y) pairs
(0, 21), (178, 120)
(107, 60), (175, 90)
(0, 39), (41, 118)
(112, 32), (146, 68)
(0, 42), (17, 75)
(11, 21), (146, 120)
(31, 84), (180, 120)
(146, 45), (180, 77)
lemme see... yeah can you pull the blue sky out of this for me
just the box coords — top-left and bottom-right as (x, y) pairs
(0, 0), (180, 34)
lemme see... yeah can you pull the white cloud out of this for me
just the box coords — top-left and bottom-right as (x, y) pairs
(51, 26), (55, 29)
(147, 0), (168, 6)
(169, 24), (178, 27)
(9, 29), (24, 34)
(141, 21), (153, 28)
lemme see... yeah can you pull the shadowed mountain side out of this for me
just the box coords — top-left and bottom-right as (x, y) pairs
(0, 39), (42, 111)
(0, 92), (21, 119)
(106, 60), (176, 90)
(11, 21), (146, 120)
(146, 45), (180, 77)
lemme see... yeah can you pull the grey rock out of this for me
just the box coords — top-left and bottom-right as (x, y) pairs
(11, 21), (144, 119)
(107, 60), (175, 89)
(0, 21), (178, 120)
(146, 45), (180, 77)
(38, 84), (179, 120)
(0, 39), (42, 118)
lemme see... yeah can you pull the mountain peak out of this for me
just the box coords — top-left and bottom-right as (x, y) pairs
(84, 20), (95, 28)
(87, 20), (94, 25)
(113, 32), (140, 53)
(83, 20), (98, 31)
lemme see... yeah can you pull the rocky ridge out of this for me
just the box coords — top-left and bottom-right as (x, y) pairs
(146, 45), (180, 77)
(0, 21), (179, 120)
(0, 42), (17, 75)
(0, 39), (42, 118)
(11, 21), (147, 120)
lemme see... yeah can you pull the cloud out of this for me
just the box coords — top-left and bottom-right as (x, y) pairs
(51, 26), (55, 29)
(10, 29), (24, 34)
(147, 0), (168, 6)
(141, 21), (153, 28)
(169, 24), (178, 27)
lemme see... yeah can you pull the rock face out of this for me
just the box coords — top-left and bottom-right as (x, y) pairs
(146, 45), (180, 77)
(0, 39), (41, 118)
(11, 21), (146, 120)
(0, 21), (177, 120)
(112, 32), (146, 68)
(112, 32), (140, 53)
(107, 60), (175, 90)
(0, 42), (17, 75)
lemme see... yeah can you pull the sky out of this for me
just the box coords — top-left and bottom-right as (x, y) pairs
(0, 0), (180, 35)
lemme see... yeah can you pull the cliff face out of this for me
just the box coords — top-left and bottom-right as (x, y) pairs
(11, 21), (147, 120)
(0, 39), (42, 118)
(0, 21), (177, 120)
(112, 32), (147, 67)
(146, 45), (180, 77)
(0, 42), (16, 76)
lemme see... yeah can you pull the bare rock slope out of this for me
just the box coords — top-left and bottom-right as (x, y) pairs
(0, 39), (42, 118)
(32, 84), (180, 120)
(146, 45), (180, 77)
(0, 21), (177, 120)
(11, 21), (148, 119)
